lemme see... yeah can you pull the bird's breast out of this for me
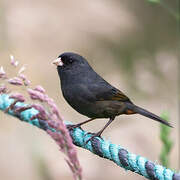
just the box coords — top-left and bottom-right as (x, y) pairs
(61, 83), (96, 116)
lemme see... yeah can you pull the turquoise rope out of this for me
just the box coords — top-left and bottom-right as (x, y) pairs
(0, 94), (179, 180)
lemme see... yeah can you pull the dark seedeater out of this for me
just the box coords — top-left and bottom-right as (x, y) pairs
(53, 52), (172, 141)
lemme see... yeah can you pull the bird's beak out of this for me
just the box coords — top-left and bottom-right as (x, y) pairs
(52, 57), (63, 66)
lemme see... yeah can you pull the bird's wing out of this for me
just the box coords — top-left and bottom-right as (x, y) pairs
(87, 80), (131, 102)
(96, 87), (130, 102)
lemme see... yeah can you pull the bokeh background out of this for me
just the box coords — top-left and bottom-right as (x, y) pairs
(0, 0), (179, 179)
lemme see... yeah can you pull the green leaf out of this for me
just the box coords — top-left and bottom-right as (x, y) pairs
(159, 111), (173, 168)
(148, 0), (161, 3)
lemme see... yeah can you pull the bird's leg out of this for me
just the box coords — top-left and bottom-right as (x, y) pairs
(66, 118), (96, 130)
(85, 117), (115, 144)
(95, 117), (115, 137)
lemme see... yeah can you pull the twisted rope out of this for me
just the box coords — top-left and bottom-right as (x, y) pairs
(0, 94), (179, 180)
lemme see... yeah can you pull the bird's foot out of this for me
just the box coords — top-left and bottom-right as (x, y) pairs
(66, 118), (96, 131)
(66, 124), (81, 131)
(85, 131), (102, 145)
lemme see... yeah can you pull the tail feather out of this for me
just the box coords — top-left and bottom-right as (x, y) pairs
(126, 103), (173, 127)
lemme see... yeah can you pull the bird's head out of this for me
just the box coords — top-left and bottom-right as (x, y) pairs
(53, 52), (89, 70)
(52, 52), (93, 82)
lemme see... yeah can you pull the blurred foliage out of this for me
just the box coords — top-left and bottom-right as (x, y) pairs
(148, 0), (160, 3)
(160, 112), (173, 168)
(147, 0), (179, 20)
(0, 1), (9, 50)
(87, 0), (178, 95)
(33, 154), (53, 180)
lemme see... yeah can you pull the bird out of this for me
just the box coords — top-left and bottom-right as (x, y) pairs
(53, 52), (172, 142)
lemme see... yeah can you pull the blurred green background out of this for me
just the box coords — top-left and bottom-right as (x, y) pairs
(0, 0), (179, 179)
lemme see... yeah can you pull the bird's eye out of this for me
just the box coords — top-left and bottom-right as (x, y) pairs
(69, 59), (73, 63)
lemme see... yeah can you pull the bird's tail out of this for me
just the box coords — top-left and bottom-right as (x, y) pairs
(126, 103), (173, 127)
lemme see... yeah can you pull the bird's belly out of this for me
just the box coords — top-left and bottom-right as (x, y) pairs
(65, 94), (125, 118)
(62, 85), (100, 117)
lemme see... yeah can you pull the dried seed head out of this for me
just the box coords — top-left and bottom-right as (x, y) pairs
(18, 74), (31, 86)
(8, 77), (23, 86)
(24, 79), (31, 86)
(9, 93), (25, 102)
(0, 85), (7, 93)
(10, 55), (19, 67)
(18, 65), (26, 74)
(34, 85), (46, 93)
(27, 88), (45, 102)
(0, 66), (6, 78)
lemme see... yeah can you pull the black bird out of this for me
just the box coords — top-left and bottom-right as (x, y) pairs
(53, 52), (172, 141)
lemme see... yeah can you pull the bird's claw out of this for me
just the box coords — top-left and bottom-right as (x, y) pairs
(85, 132), (102, 145)
(66, 124), (81, 131)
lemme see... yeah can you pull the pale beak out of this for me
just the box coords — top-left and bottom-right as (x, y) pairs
(52, 57), (64, 66)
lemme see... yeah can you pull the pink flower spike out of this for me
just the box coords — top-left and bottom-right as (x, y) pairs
(18, 74), (31, 86)
(8, 77), (23, 86)
(18, 73), (26, 80)
(24, 79), (31, 86)
(31, 104), (48, 120)
(10, 55), (19, 67)
(0, 66), (6, 78)
(27, 88), (45, 102)
(14, 106), (32, 114)
(46, 120), (82, 180)
(47, 130), (66, 151)
(9, 93), (25, 102)
(0, 85), (7, 93)
(10, 55), (15, 62)
(49, 101), (60, 117)
(18, 65), (26, 74)
(31, 104), (46, 114)
(14, 61), (19, 66)
(34, 85), (46, 93)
